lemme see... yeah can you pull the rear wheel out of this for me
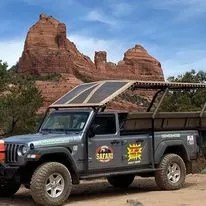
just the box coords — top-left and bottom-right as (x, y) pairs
(30, 162), (72, 206)
(155, 153), (186, 190)
(0, 179), (21, 197)
(107, 174), (134, 188)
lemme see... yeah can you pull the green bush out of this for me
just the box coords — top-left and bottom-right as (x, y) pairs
(0, 61), (43, 136)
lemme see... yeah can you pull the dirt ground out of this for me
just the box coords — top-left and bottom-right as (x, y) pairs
(1, 174), (206, 206)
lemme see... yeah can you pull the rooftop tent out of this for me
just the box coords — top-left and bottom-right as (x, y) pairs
(50, 80), (206, 108)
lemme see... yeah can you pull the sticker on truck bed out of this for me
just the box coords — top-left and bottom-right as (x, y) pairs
(187, 135), (194, 145)
(127, 143), (142, 164)
(96, 146), (114, 163)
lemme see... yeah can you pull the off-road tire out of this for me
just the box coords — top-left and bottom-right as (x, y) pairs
(0, 179), (21, 197)
(30, 162), (72, 206)
(155, 153), (186, 190)
(107, 174), (134, 188)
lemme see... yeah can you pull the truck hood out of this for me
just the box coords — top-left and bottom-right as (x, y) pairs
(4, 133), (82, 148)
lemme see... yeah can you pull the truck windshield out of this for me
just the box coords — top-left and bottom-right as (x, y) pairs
(40, 112), (90, 133)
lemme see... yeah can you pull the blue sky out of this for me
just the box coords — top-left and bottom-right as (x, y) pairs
(0, 0), (206, 77)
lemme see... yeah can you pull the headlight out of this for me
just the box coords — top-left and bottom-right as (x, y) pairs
(17, 145), (29, 156)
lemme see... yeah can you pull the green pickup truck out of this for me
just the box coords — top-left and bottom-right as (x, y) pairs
(0, 80), (206, 206)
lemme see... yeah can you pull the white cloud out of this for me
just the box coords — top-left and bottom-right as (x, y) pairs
(0, 39), (24, 68)
(69, 34), (127, 63)
(163, 58), (206, 78)
(84, 10), (117, 26)
(161, 49), (206, 77)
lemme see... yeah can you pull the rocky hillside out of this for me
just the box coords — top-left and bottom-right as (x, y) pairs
(17, 14), (165, 109)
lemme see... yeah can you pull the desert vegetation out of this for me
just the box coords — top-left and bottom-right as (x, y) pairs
(0, 60), (43, 136)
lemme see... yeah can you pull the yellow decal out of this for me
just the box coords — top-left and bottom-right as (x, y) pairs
(127, 143), (142, 162)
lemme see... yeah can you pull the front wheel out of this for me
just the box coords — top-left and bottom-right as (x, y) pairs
(30, 162), (72, 206)
(107, 174), (134, 188)
(155, 153), (186, 190)
(0, 179), (21, 197)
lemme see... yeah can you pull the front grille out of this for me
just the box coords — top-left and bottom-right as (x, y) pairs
(5, 144), (20, 163)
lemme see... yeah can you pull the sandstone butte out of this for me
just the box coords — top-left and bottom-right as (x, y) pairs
(17, 14), (164, 111)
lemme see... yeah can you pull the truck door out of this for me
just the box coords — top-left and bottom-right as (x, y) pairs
(88, 114), (122, 171)
(121, 133), (151, 168)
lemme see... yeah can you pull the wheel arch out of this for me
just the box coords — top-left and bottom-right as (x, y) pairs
(22, 147), (80, 185)
(155, 141), (190, 163)
(40, 152), (79, 184)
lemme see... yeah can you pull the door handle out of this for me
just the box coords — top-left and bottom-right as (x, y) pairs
(111, 140), (120, 144)
(136, 139), (144, 143)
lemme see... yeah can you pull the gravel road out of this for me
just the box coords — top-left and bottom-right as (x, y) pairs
(1, 174), (206, 206)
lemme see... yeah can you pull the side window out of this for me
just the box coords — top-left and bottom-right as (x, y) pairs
(93, 115), (116, 135)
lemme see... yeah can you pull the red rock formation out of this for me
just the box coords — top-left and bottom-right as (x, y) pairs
(123, 45), (163, 77)
(95, 51), (107, 72)
(77, 45), (164, 81)
(18, 14), (164, 81)
(17, 14), (95, 74)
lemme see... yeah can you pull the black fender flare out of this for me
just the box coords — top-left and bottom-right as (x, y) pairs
(34, 147), (79, 184)
(154, 140), (190, 164)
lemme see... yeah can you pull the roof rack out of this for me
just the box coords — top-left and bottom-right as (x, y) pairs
(49, 80), (206, 109)
(131, 80), (206, 89)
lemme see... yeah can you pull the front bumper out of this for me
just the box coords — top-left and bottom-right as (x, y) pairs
(0, 164), (19, 179)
